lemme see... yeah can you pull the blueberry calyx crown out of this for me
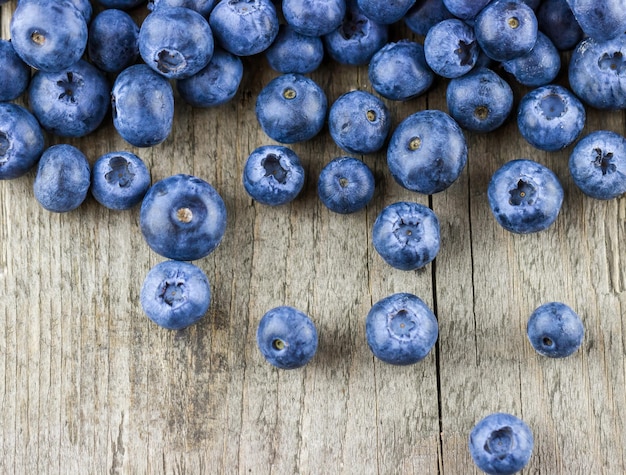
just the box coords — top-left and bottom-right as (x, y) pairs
(508, 179), (536, 206)
(156, 49), (186, 75)
(598, 51), (626, 74)
(484, 426), (514, 460)
(57, 72), (83, 104)
(593, 148), (616, 175)
(105, 156), (135, 188)
(262, 154), (288, 184)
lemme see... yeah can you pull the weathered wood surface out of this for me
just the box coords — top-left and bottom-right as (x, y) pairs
(2, 2), (626, 473)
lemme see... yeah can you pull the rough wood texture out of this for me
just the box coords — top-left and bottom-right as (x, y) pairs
(2, 2), (626, 473)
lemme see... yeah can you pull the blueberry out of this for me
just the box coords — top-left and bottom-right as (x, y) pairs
(446, 67), (514, 134)
(527, 302), (584, 358)
(323, 3), (388, 66)
(28, 60), (111, 138)
(243, 145), (305, 206)
(139, 6), (214, 80)
(368, 40), (434, 102)
(501, 31), (561, 87)
(255, 73), (327, 144)
(0, 39), (31, 102)
(111, 64), (175, 148)
(565, 0), (626, 42)
(148, 0), (218, 17)
(317, 157), (375, 214)
(517, 84), (586, 152)
(140, 260), (211, 330)
(372, 201), (440, 271)
(282, 0), (346, 37)
(568, 130), (626, 200)
(140, 174), (227, 261)
(209, 0), (279, 56)
(177, 46), (243, 108)
(33, 144), (91, 213)
(91, 151), (151, 210)
(356, 0), (416, 24)
(265, 25), (325, 75)
(0, 103), (45, 180)
(474, 0), (538, 62)
(256, 306), (318, 369)
(536, 0), (583, 51)
(365, 293), (438, 365)
(487, 158), (564, 234)
(387, 110), (467, 195)
(469, 413), (534, 475)
(442, 0), (491, 20)
(328, 90), (391, 155)
(568, 34), (626, 110)
(404, 0), (454, 37)
(10, 0), (88, 72)
(424, 19), (478, 79)
(88, 9), (140, 74)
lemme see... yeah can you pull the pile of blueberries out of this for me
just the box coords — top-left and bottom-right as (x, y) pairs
(1, 0), (625, 472)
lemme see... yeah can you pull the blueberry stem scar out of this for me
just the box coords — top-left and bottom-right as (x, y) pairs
(177, 207), (193, 223)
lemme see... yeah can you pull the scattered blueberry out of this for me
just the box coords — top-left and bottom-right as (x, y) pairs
(139, 6), (214, 80)
(474, 0), (539, 62)
(91, 151), (151, 210)
(568, 130), (626, 200)
(243, 145), (305, 206)
(323, 3), (388, 66)
(10, 0), (88, 72)
(177, 46), (244, 108)
(446, 67), (514, 134)
(88, 8), (140, 74)
(442, 0), (491, 20)
(256, 306), (318, 369)
(527, 302), (584, 358)
(0, 39), (31, 102)
(140, 174), (227, 261)
(111, 64), (175, 148)
(366, 292), (438, 365)
(28, 60), (111, 138)
(368, 40), (434, 102)
(265, 24), (325, 75)
(404, 0), (454, 37)
(357, 0), (416, 24)
(372, 201), (440, 271)
(33, 144), (91, 213)
(487, 158), (564, 234)
(317, 157), (375, 214)
(565, 0), (626, 42)
(469, 412), (534, 475)
(140, 260), (211, 330)
(501, 31), (561, 87)
(517, 84), (586, 152)
(255, 73), (327, 144)
(387, 110), (467, 195)
(209, 0), (279, 56)
(0, 103), (45, 180)
(536, 0), (584, 51)
(328, 90), (390, 155)
(568, 33), (626, 110)
(424, 18), (478, 79)
(282, 0), (346, 37)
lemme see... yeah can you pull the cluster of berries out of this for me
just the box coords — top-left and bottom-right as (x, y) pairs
(1, 0), (625, 472)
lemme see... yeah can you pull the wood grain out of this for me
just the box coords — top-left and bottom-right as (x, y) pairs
(2, 2), (626, 473)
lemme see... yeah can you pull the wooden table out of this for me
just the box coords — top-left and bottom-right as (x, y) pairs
(2, 2), (626, 473)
